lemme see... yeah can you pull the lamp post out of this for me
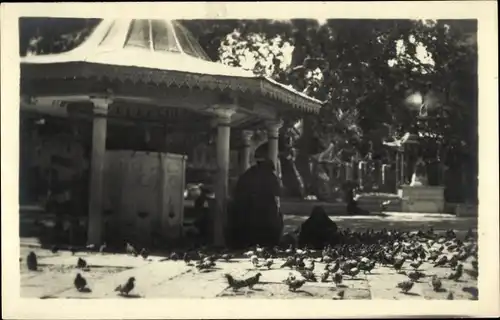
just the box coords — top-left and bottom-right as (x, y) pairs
(402, 91), (437, 187)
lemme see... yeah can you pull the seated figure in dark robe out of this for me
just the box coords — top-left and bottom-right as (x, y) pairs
(298, 206), (338, 249)
(193, 186), (212, 242)
(343, 182), (370, 216)
(228, 158), (283, 249)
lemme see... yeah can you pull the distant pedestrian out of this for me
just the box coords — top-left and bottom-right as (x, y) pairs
(343, 181), (370, 216)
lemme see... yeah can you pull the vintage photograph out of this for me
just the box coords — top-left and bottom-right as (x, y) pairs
(13, 6), (482, 303)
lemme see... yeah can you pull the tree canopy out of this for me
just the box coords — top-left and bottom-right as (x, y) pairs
(19, 17), (478, 200)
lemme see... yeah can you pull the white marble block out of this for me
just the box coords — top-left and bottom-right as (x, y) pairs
(400, 185), (445, 213)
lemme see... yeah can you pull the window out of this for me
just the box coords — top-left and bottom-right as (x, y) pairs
(125, 19), (151, 49)
(98, 21), (116, 47)
(152, 19), (180, 52)
(172, 22), (211, 61)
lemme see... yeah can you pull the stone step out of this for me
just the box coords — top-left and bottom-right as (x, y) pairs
(454, 204), (478, 217)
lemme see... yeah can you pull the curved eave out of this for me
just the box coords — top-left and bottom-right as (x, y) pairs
(21, 59), (323, 114)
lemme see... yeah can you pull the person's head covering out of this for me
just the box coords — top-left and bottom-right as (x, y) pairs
(257, 158), (275, 172)
(310, 206), (328, 219)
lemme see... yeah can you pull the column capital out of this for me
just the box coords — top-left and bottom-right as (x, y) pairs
(265, 119), (283, 138)
(211, 106), (236, 125)
(90, 97), (113, 115)
(241, 130), (254, 145)
(265, 119), (283, 129)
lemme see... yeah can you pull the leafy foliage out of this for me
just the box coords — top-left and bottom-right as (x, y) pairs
(19, 17), (478, 201)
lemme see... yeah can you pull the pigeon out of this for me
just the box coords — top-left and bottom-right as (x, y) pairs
(77, 257), (87, 269)
(448, 264), (463, 281)
(407, 270), (425, 282)
(393, 258), (406, 272)
(243, 250), (255, 258)
(27, 252), (38, 271)
(471, 259), (478, 271)
(196, 260), (216, 271)
(115, 277), (135, 296)
(300, 270), (317, 282)
(126, 243), (138, 256)
(323, 255), (333, 264)
(320, 271), (330, 282)
(409, 260), (423, 270)
(220, 253), (233, 262)
(255, 244), (264, 256)
(449, 255), (459, 269)
(332, 290), (345, 300)
(139, 248), (149, 260)
(263, 258), (274, 269)
(359, 260), (376, 274)
(430, 275), (442, 292)
(462, 286), (478, 300)
(99, 243), (107, 253)
(251, 255), (259, 267)
(396, 280), (414, 293)
(286, 278), (306, 292)
(434, 256), (448, 267)
(183, 252), (193, 265)
(169, 252), (180, 260)
(464, 267), (478, 280)
(74, 273), (89, 292)
(347, 267), (360, 279)
(304, 260), (315, 272)
(329, 261), (341, 273)
(280, 257), (295, 269)
(333, 272), (343, 286)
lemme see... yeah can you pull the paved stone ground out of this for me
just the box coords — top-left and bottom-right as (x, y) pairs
(20, 212), (477, 300)
(20, 246), (477, 300)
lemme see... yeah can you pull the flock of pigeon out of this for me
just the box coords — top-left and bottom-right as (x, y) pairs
(23, 227), (478, 300)
(24, 243), (137, 296)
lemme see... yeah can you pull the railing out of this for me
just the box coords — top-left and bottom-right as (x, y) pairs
(308, 158), (475, 204)
(309, 159), (397, 201)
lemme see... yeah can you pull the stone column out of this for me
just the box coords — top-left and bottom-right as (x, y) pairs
(240, 130), (253, 174)
(213, 108), (235, 247)
(87, 98), (111, 245)
(381, 164), (390, 190)
(266, 120), (283, 171)
(400, 150), (406, 185)
(395, 152), (400, 188)
(358, 161), (366, 190)
(345, 162), (353, 181)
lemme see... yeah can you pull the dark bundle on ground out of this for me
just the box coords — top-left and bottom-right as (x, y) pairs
(297, 206), (338, 249)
